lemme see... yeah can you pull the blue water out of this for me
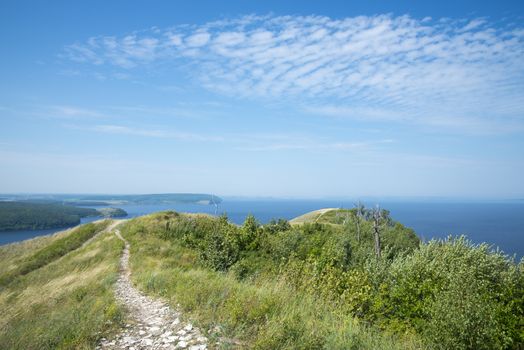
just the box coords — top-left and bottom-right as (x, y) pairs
(1, 200), (523, 259)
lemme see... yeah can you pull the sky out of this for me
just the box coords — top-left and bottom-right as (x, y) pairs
(1, 0), (523, 198)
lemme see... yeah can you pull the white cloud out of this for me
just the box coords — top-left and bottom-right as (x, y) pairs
(185, 31), (211, 47)
(63, 14), (524, 132)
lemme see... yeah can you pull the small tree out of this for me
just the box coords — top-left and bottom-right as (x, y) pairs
(372, 205), (382, 259)
(241, 214), (260, 250)
(354, 201), (365, 243)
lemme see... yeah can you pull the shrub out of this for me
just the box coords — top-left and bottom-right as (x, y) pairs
(383, 237), (523, 349)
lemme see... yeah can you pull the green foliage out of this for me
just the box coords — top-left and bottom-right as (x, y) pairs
(262, 218), (292, 234)
(122, 217), (419, 350)
(0, 201), (99, 231)
(200, 222), (240, 271)
(378, 237), (524, 349)
(120, 210), (523, 349)
(240, 214), (261, 250)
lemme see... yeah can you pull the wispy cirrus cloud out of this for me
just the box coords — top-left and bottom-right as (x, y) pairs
(65, 122), (393, 154)
(50, 105), (108, 119)
(234, 132), (395, 152)
(66, 123), (224, 142)
(239, 140), (393, 152)
(63, 14), (524, 132)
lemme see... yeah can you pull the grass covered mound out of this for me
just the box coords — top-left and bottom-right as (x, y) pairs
(121, 210), (523, 349)
(0, 221), (124, 349)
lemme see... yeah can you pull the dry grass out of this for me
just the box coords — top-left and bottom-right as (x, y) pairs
(0, 227), (76, 273)
(0, 221), (125, 349)
(289, 208), (338, 224)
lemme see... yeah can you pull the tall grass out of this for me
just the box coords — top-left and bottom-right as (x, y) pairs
(0, 221), (110, 288)
(121, 216), (421, 349)
(0, 221), (124, 349)
(122, 212), (523, 349)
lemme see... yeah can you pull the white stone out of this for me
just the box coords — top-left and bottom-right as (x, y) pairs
(183, 334), (195, 341)
(150, 326), (162, 335)
(189, 345), (207, 350)
(123, 336), (136, 343)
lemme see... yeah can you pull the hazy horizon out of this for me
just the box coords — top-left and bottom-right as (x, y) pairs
(1, 192), (523, 202)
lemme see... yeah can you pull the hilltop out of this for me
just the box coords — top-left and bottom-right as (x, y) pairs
(0, 209), (522, 350)
(289, 207), (339, 224)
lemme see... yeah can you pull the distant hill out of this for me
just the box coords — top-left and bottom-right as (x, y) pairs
(0, 193), (222, 206)
(97, 207), (128, 218)
(0, 202), (99, 231)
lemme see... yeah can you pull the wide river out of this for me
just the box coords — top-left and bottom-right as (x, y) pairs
(1, 199), (523, 259)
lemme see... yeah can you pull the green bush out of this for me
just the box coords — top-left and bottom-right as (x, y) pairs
(381, 237), (523, 349)
(200, 220), (240, 271)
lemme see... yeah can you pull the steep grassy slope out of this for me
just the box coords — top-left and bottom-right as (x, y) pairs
(0, 221), (124, 349)
(0, 221), (111, 288)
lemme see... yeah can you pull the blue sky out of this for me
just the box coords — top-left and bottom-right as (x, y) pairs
(1, 0), (523, 198)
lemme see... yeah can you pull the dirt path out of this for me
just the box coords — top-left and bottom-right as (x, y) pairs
(79, 219), (124, 250)
(97, 227), (208, 350)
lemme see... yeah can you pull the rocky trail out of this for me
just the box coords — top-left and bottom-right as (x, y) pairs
(97, 226), (209, 350)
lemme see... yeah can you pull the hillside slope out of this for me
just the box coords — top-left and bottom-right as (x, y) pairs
(1, 210), (522, 350)
(0, 221), (124, 349)
(120, 211), (523, 350)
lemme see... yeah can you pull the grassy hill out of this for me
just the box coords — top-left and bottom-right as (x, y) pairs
(289, 207), (339, 224)
(0, 209), (522, 349)
(120, 210), (522, 349)
(0, 221), (124, 349)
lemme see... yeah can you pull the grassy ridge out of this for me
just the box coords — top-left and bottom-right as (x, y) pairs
(121, 213), (421, 349)
(121, 211), (523, 350)
(0, 221), (124, 349)
(0, 221), (110, 288)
